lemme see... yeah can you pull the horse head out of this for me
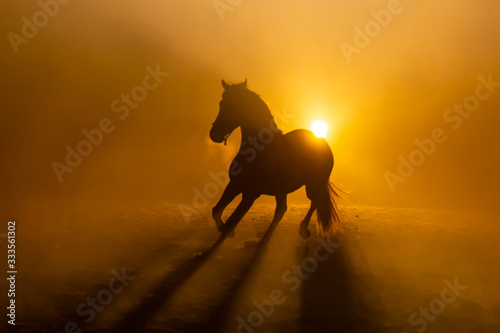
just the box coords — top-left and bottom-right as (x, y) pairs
(210, 79), (248, 143)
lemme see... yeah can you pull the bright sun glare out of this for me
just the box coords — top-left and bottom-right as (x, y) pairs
(311, 120), (328, 138)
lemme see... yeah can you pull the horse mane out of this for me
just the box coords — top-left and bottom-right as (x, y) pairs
(223, 83), (282, 134)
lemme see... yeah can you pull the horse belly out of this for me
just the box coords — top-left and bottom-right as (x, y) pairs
(258, 157), (311, 195)
(229, 129), (333, 196)
(260, 174), (304, 196)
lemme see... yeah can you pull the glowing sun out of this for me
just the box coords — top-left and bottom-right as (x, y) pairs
(311, 120), (328, 138)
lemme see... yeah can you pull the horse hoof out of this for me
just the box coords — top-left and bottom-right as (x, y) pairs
(227, 229), (236, 238)
(299, 228), (310, 239)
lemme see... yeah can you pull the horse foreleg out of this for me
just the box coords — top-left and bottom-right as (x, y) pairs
(212, 181), (240, 232)
(299, 202), (316, 239)
(222, 193), (258, 238)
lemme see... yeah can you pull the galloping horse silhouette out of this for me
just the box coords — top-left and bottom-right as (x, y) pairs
(209, 80), (342, 239)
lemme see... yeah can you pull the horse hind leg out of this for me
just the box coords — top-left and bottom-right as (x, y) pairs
(259, 194), (287, 240)
(299, 202), (316, 239)
(299, 183), (321, 239)
(304, 180), (342, 236)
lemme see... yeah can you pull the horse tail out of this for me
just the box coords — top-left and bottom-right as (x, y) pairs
(316, 181), (343, 235)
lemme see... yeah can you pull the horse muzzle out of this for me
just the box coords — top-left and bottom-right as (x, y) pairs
(209, 128), (225, 143)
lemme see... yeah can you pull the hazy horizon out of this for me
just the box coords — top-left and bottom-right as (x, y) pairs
(1, 1), (500, 213)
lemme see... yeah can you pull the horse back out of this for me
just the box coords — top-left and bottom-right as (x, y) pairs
(229, 129), (333, 195)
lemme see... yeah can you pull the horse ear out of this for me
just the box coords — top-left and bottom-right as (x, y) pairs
(244, 79), (248, 86)
(222, 80), (230, 90)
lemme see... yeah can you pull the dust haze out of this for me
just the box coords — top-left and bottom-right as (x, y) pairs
(1, 2), (500, 332)
(1, 1), (499, 213)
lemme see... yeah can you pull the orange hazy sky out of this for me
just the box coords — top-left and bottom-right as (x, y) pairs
(1, 1), (499, 211)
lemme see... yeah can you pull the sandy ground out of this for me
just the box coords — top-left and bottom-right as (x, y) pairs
(1, 201), (499, 333)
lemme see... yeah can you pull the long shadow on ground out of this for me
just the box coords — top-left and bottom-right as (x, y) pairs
(298, 236), (385, 333)
(108, 218), (280, 333)
(169, 218), (281, 332)
(107, 231), (230, 333)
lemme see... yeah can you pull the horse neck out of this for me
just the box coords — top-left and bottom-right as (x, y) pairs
(237, 94), (282, 141)
(241, 124), (266, 139)
(240, 116), (281, 142)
